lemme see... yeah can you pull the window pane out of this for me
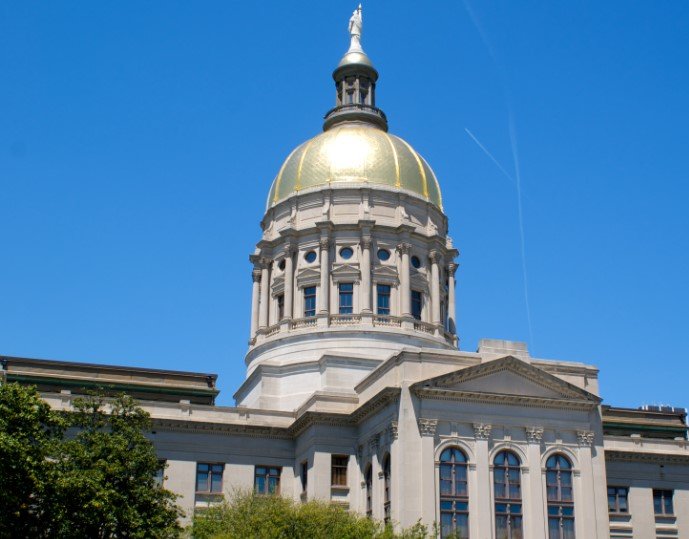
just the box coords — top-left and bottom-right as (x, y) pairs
(548, 518), (560, 539)
(509, 484), (521, 499)
(561, 471), (572, 486)
(255, 475), (265, 494)
(665, 495), (674, 515)
(268, 476), (279, 494)
(547, 486), (558, 501)
(563, 518), (575, 539)
(196, 471), (208, 492)
(440, 479), (452, 496)
(211, 470), (222, 493)
(456, 514), (469, 538)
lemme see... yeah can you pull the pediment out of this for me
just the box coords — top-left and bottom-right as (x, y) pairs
(372, 265), (399, 283)
(331, 263), (361, 282)
(411, 356), (600, 409)
(296, 267), (321, 287)
(271, 274), (285, 295)
(410, 272), (429, 291)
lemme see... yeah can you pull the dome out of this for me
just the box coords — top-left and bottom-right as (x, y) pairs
(267, 123), (443, 209)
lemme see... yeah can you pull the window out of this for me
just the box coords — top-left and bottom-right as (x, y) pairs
(278, 259), (286, 271)
(304, 250), (317, 263)
(411, 290), (422, 320)
(196, 463), (223, 494)
(277, 294), (284, 320)
(154, 460), (166, 487)
(255, 466), (281, 495)
(377, 284), (391, 315)
(331, 455), (348, 487)
(377, 249), (390, 261)
(411, 255), (421, 269)
(439, 447), (469, 539)
(494, 450), (523, 539)
(339, 283), (353, 314)
(608, 487), (628, 513)
(304, 286), (316, 317)
(339, 247), (353, 260)
(383, 454), (391, 524)
(546, 454), (574, 539)
(653, 489), (674, 515)
(365, 464), (373, 517)
(300, 461), (308, 494)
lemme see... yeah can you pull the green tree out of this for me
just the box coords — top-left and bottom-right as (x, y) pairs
(0, 383), (64, 538)
(0, 384), (182, 539)
(191, 491), (430, 539)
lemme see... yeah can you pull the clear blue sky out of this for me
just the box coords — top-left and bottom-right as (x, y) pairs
(2, 1), (688, 408)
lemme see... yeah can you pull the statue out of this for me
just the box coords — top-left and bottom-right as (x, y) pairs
(348, 4), (363, 51)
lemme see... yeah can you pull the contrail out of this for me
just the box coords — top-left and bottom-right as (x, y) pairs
(462, 0), (535, 351)
(508, 114), (534, 350)
(464, 128), (517, 188)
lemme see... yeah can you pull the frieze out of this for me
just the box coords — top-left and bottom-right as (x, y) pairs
(605, 450), (689, 465)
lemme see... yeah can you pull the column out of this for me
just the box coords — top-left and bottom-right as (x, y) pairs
(418, 418), (438, 527)
(318, 238), (330, 318)
(258, 259), (271, 330)
(430, 251), (441, 326)
(576, 430), (604, 538)
(360, 237), (372, 313)
(447, 262), (457, 335)
(398, 243), (411, 318)
(283, 246), (294, 320)
(525, 426), (547, 539)
(250, 269), (261, 338)
(473, 423), (493, 537)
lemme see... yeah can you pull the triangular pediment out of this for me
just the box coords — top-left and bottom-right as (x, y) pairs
(297, 267), (321, 280)
(331, 263), (361, 281)
(411, 356), (600, 409)
(372, 265), (399, 282)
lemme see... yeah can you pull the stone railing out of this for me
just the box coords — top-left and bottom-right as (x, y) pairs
(330, 314), (362, 326)
(265, 323), (281, 337)
(291, 317), (317, 330)
(413, 320), (436, 334)
(373, 315), (403, 327)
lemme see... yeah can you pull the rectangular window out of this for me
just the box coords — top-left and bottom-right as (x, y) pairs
(608, 486), (628, 513)
(277, 294), (284, 320)
(377, 284), (391, 315)
(255, 465), (281, 495)
(196, 463), (223, 494)
(411, 290), (422, 320)
(653, 489), (674, 515)
(300, 461), (308, 493)
(331, 455), (348, 487)
(304, 286), (316, 317)
(339, 283), (353, 314)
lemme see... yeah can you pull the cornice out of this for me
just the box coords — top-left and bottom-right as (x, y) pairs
(605, 449), (689, 465)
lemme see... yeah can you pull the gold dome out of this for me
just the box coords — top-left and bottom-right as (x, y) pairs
(267, 124), (443, 209)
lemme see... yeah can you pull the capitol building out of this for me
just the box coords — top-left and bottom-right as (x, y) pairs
(3, 8), (689, 539)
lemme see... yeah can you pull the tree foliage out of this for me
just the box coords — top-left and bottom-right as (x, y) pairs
(0, 383), (181, 539)
(192, 491), (431, 539)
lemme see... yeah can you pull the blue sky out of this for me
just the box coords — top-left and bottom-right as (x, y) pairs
(1, 1), (687, 408)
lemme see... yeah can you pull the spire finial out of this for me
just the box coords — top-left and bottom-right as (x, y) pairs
(348, 4), (363, 52)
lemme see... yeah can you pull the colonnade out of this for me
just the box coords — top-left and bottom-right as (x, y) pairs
(248, 233), (457, 343)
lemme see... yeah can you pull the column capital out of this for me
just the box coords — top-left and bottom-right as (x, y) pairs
(576, 430), (595, 447)
(319, 238), (330, 250)
(396, 242), (412, 255)
(447, 262), (458, 275)
(525, 426), (544, 444)
(418, 418), (438, 437)
(429, 250), (443, 263)
(259, 257), (273, 268)
(361, 237), (373, 250)
(387, 421), (399, 442)
(252, 269), (262, 282)
(368, 433), (380, 453)
(473, 423), (492, 440)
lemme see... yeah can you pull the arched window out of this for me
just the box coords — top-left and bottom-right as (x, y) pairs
(382, 454), (391, 523)
(364, 464), (373, 517)
(438, 447), (469, 539)
(546, 454), (575, 539)
(494, 450), (523, 539)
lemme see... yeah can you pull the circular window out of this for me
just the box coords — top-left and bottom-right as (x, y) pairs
(377, 249), (391, 261)
(304, 251), (317, 263)
(278, 259), (286, 271)
(411, 255), (421, 269)
(340, 247), (354, 260)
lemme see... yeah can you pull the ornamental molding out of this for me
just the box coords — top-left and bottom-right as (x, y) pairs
(252, 270), (262, 282)
(371, 265), (400, 285)
(605, 450), (689, 465)
(576, 430), (595, 447)
(418, 418), (438, 437)
(368, 434), (380, 452)
(330, 263), (361, 283)
(526, 426), (544, 443)
(153, 418), (292, 440)
(319, 238), (331, 250)
(396, 242), (412, 255)
(473, 423), (492, 440)
(387, 421), (399, 442)
(296, 267), (322, 288)
(412, 389), (597, 411)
